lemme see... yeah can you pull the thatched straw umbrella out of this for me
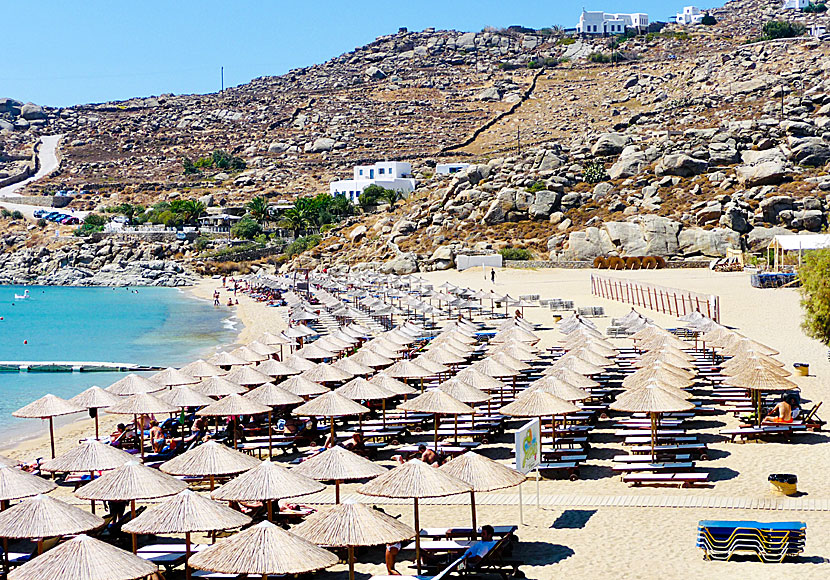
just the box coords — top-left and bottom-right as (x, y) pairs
(75, 460), (187, 553)
(358, 459), (471, 574)
(524, 376), (590, 402)
(160, 440), (260, 491)
(247, 340), (281, 358)
(332, 357), (374, 377)
(209, 351), (250, 369)
(224, 366), (273, 388)
(724, 365), (798, 426)
(397, 390), (473, 446)
(13, 395), (82, 459)
(0, 494), (103, 554)
(105, 374), (163, 396)
(197, 394), (271, 449)
(437, 378), (490, 425)
(0, 463), (58, 570)
(610, 385), (695, 459)
(282, 354), (316, 372)
(293, 445), (386, 504)
(194, 376), (247, 398)
(349, 349), (394, 368)
(294, 501), (416, 580)
(256, 359), (301, 379)
(384, 360), (433, 393)
(471, 357), (520, 396)
(488, 352), (532, 372)
(500, 391), (579, 457)
(301, 362), (354, 385)
(68, 386), (121, 439)
(622, 365), (694, 390)
(7, 534), (158, 580)
(231, 345), (269, 364)
(189, 520), (337, 579)
(439, 452), (526, 538)
(541, 366), (601, 389)
(158, 385), (214, 408)
(244, 383), (303, 457)
(335, 378), (395, 428)
(149, 367), (199, 388)
(124, 489), (250, 580)
(292, 392), (369, 443)
(279, 375), (329, 398)
(180, 359), (227, 378)
(552, 354), (604, 376)
(369, 373), (417, 396)
(211, 460), (323, 521)
(105, 394), (178, 458)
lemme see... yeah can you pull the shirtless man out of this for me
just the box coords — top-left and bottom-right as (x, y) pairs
(764, 398), (794, 424)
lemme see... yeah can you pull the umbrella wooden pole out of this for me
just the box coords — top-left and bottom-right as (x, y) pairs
(414, 498), (421, 575)
(382, 399), (386, 430)
(131, 500), (137, 554)
(336, 480), (341, 504)
(454, 414), (458, 445)
(136, 415), (144, 459)
(37, 539), (43, 556)
(330, 419), (336, 444)
(348, 545), (355, 580)
(267, 499), (273, 522)
(434, 414), (439, 448)
(90, 471), (96, 513)
(210, 474), (215, 491)
(2, 500), (7, 575)
(651, 413), (657, 461)
(185, 531), (192, 580)
(95, 413), (99, 440)
(268, 411), (273, 459)
(470, 490), (478, 541)
(48, 417), (56, 459)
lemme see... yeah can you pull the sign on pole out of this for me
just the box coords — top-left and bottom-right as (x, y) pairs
(514, 419), (541, 524)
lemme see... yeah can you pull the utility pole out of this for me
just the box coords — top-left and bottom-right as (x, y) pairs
(780, 82), (785, 121)
(516, 124), (521, 155)
(221, 67), (224, 93)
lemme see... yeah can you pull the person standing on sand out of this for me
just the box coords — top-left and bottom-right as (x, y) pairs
(490, 268), (496, 284)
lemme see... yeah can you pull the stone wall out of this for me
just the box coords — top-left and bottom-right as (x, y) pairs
(206, 245), (284, 263)
(89, 231), (198, 243)
(14, 195), (71, 208)
(0, 139), (39, 188)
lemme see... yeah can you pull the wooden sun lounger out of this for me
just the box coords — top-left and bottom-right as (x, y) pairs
(624, 436), (698, 445)
(623, 472), (709, 488)
(538, 462), (580, 480)
(629, 443), (708, 458)
(370, 556), (465, 580)
(613, 454), (691, 463)
(612, 462), (695, 473)
(420, 525), (517, 539)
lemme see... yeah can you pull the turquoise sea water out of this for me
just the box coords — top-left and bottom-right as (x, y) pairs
(0, 285), (237, 437)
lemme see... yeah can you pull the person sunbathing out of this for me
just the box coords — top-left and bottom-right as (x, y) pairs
(764, 398), (794, 424)
(461, 525), (497, 567)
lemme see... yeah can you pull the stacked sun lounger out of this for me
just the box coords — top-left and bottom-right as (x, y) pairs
(696, 520), (806, 562)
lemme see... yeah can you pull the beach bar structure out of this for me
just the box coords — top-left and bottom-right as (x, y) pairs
(767, 234), (830, 271)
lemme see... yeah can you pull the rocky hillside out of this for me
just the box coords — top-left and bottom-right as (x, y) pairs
(5, 0), (830, 275)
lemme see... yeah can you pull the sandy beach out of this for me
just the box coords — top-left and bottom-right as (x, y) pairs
(3, 267), (829, 579)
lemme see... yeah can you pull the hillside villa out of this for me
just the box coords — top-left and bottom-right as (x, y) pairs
(575, 10), (649, 35)
(676, 6), (705, 25)
(330, 162), (416, 203)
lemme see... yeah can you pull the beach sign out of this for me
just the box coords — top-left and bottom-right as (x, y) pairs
(515, 418), (540, 474)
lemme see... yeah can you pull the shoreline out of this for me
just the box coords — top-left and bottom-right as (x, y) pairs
(0, 278), (257, 460)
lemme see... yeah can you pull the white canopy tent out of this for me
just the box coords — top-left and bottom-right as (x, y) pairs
(768, 234), (830, 270)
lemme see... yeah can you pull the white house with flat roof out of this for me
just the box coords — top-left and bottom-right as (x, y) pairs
(676, 6), (704, 25)
(330, 162), (416, 203)
(436, 162), (471, 175)
(783, 0), (810, 9)
(576, 10), (649, 35)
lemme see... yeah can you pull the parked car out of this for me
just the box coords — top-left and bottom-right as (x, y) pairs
(33, 209), (47, 218)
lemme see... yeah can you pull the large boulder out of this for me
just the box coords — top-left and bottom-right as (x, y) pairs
(381, 253), (418, 275)
(608, 150), (647, 179)
(746, 226), (791, 252)
(306, 137), (336, 153)
(591, 133), (629, 157)
(482, 188), (516, 225)
(559, 227), (615, 261)
(348, 225), (367, 242)
(640, 215), (681, 256)
(537, 150), (563, 171)
(529, 190), (561, 219)
(719, 207), (751, 233)
(678, 228), (740, 257)
(365, 66), (387, 79)
(476, 87), (502, 101)
(655, 154), (708, 177)
(758, 195), (794, 224)
(708, 143), (739, 165)
(20, 103), (46, 120)
(603, 221), (647, 255)
(790, 138), (830, 166)
(736, 162), (787, 187)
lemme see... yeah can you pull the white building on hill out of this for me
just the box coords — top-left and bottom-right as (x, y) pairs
(330, 162), (416, 203)
(436, 162), (470, 175)
(576, 10), (649, 35)
(676, 6), (704, 25)
(783, 0), (810, 9)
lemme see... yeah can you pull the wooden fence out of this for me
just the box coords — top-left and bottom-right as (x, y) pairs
(590, 274), (720, 323)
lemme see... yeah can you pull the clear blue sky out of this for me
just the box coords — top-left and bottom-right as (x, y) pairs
(5, 0), (720, 107)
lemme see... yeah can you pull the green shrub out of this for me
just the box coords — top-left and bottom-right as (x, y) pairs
(804, 2), (827, 13)
(499, 247), (533, 261)
(284, 234), (322, 258)
(0, 209), (11, 218)
(182, 157), (198, 175)
(212, 150), (246, 171)
(498, 62), (520, 71)
(194, 236), (210, 251)
(231, 217), (262, 240)
(558, 37), (576, 45)
(11, 210), (23, 220)
(83, 214), (107, 227)
(583, 161), (609, 184)
(588, 52), (611, 63)
(194, 157), (214, 169)
(527, 60), (539, 69)
(762, 20), (806, 39)
(525, 181), (546, 194)
(37, 218), (47, 227)
(701, 13), (717, 25)
(799, 249), (830, 345)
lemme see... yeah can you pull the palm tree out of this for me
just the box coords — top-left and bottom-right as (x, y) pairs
(280, 207), (309, 239)
(330, 194), (354, 218)
(380, 189), (403, 211)
(246, 196), (271, 226)
(173, 200), (206, 226)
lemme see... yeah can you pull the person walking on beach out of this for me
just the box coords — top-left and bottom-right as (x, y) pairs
(490, 268), (496, 284)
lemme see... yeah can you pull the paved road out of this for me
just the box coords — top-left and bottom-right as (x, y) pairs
(0, 134), (62, 198)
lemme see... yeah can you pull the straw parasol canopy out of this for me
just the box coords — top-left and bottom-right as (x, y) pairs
(611, 384), (696, 457)
(488, 352), (532, 372)
(332, 357), (374, 377)
(470, 357), (519, 378)
(40, 440), (136, 474)
(194, 376), (247, 397)
(224, 366), (273, 387)
(438, 379), (491, 404)
(369, 373), (417, 396)
(158, 385), (214, 408)
(398, 390), (474, 445)
(105, 393), (178, 416)
(0, 494), (103, 542)
(180, 359), (228, 378)
(123, 489), (250, 534)
(622, 365), (694, 390)
(282, 355), (316, 372)
(105, 374), (163, 396)
(292, 445), (387, 502)
(349, 349), (394, 368)
(209, 351), (250, 368)
(725, 364), (797, 426)
(196, 393), (271, 418)
(524, 376), (590, 401)
(256, 359), (301, 378)
(384, 359), (433, 379)
(244, 383), (303, 407)
(13, 394), (83, 458)
(293, 501), (415, 580)
(292, 392), (369, 441)
(149, 367), (199, 388)
(455, 368), (507, 392)
(211, 461), (323, 521)
(552, 354), (605, 376)
(300, 362), (353, 384)
(0, 465), (56, 502)
(75, 460), (186, 502)
(68, 386), (122, 439)
(189, 521), (337, 577)
(358, 459), (471, 575)
(295, 343), (338, 361)
(160, 441), (260, 490)
(439, 452), (526, 537)
(410, 356), (451, 375)
(279, 375), (330, 397)
(7, 534), (157, 580)
(422, 348), (468, 366)
(721, 355), (788, 377)
(231, 345), (269, 364)
(247, 340), (280, 357)
(500, 391), (579, 418)
(259, 331), (294, 347)
(541, 366), (601, 389)
(335, 378), (395, 401)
